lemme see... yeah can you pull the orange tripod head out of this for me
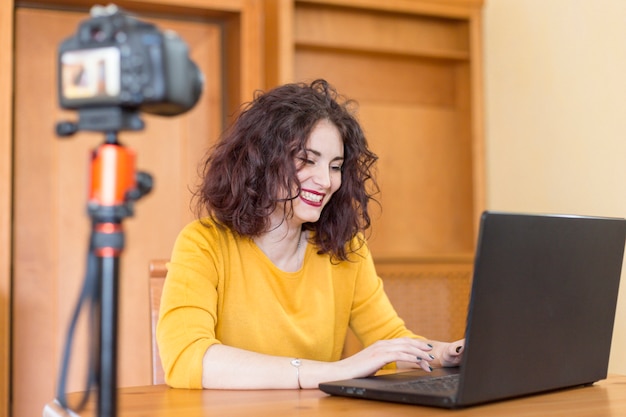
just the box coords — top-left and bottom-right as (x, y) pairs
(87, 132), (152, 224)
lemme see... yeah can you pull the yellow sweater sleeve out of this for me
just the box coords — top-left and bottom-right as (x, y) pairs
(157, 219), (421, 389)
(156, 220), (225, 388)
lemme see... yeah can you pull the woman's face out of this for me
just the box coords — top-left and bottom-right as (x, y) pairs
(293, 119), (344, 224)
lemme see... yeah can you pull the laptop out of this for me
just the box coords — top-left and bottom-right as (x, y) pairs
(319, 211), (626, 408)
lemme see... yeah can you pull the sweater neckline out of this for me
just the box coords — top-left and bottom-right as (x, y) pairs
(246, 237), (310, 277)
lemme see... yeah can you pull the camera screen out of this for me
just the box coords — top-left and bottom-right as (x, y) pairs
(60, 46), (121, 101)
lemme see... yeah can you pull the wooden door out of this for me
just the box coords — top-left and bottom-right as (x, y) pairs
(12, 6), (224, 417)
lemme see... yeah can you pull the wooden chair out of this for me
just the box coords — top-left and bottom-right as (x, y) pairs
(343, 260), (472, 357)
(149, 259), (168, 385)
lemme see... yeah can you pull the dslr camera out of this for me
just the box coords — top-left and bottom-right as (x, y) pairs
(57, 4), (203, 134)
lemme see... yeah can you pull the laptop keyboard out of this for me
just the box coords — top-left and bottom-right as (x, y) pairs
(391, 374), (460, 394)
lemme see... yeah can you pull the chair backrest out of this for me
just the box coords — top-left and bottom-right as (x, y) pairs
(149, 259), (168, 385)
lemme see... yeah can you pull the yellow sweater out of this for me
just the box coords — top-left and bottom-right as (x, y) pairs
(157, 219), (419, 388)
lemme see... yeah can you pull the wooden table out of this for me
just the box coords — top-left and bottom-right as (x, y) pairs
(43, 374), (626, 417)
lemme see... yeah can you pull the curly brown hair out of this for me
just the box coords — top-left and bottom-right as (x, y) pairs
(194, 79), (379, 261)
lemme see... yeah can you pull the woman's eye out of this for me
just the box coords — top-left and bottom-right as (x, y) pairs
(331, 165), (343, 172)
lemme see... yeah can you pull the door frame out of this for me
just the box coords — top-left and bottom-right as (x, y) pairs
(0, 1), (15, 416)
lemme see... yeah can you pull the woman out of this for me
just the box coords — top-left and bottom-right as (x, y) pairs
(157, 79), (464, 390)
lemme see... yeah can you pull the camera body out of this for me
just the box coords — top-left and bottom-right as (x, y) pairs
(57, 5), (203, 133)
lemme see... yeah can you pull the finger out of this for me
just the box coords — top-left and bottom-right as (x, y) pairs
(393, 338), (434, 349)
(383, 338), (435, 357)
(416, 351), (436, 362)
(441, 345), (464, 367)
(371, 338), (439, 370)
(453, 339), (466, 353)
(378, 340), (436, 369)
(416, 357), (433, 372)
(416, 340), (435, 351)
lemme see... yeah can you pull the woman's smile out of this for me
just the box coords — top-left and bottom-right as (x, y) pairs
(300, 189), (325, 207)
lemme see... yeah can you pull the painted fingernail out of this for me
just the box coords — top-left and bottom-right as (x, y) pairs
(456, 346), (462, 353)
(417, 357), (422, 361)
(427, 344), (433, 348)
(429, 354), (435, 360)
(428, 366), (433, 372)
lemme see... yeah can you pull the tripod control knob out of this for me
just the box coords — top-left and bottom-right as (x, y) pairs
(56, 121), (79, 137)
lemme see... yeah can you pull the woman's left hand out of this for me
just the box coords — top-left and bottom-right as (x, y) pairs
(429, 339), (465, 368)
(396, 338), (464, 371)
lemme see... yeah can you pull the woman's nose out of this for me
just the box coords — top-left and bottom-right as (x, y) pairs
(312, 166), (331, 188)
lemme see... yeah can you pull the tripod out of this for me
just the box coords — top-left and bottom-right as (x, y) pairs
(56, 130), (152, 417)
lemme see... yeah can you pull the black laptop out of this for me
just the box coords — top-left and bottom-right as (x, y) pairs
(319, 211), (626, 408)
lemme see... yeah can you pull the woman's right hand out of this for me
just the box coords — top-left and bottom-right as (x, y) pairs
(336, 337), (436, 379)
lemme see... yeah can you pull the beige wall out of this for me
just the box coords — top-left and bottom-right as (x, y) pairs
(484, 0), (626, 373)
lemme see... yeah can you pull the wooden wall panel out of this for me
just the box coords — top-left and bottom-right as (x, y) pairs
(360, 104), (475, 257)
(294, 3), (470, 58)
(295, 49), (458, 105)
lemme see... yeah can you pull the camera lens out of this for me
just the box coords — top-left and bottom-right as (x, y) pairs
(90, 26), (108, 42)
